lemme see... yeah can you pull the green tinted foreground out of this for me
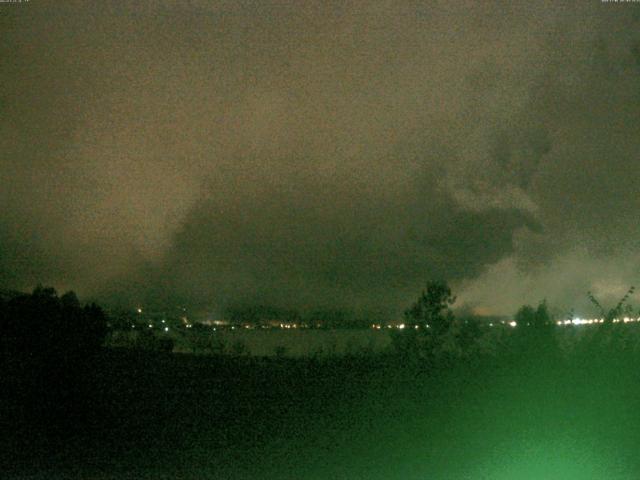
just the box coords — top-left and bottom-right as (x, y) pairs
(3, 348), (640, 480)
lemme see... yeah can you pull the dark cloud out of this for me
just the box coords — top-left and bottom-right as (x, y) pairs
(1, 1), (639, 316)
(134, 167), (535, 314)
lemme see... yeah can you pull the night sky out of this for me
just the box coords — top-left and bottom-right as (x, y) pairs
(1, 1), (639, 317)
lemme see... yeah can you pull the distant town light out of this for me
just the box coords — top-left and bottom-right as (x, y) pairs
(137, 308), (142, 314)
(164, 327), (169, 332)
(509, 321), (517, 327)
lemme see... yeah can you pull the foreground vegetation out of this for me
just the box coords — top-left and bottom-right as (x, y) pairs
(3, 284), (640, 478)
(3, 336), (640, 479)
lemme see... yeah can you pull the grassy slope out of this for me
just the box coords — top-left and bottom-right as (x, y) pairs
(3, 342), (640, 480)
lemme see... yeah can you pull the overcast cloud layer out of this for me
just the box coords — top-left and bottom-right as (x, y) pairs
(1, 1), (639, 317)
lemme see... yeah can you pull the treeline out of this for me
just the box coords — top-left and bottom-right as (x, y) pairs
(0, 285), (107, 361)
(0, 285), (108, 432)
(2, 281), (637, 363)
(390, 280), (639, 362)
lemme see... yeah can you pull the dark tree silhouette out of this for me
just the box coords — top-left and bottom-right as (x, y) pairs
(391, 281), (460, 361)
(512, 300), (557, 362)
(1, 285), (107, 364)
(0, 285), (108, 433)
(404, 280), (456, 335)
(515, 300), (551, 329)
(515, 304), (536, 327)
(60, 290), (80, 309)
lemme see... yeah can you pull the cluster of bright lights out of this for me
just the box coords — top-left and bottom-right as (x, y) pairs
(279, 323), (299, 329)
(503, 317), (640, 328)
(134, 304), (640, 333)
(557, 318), (601, 326)
(371, 323), (428, 330)
(618, 316), (637, 324)
(554, 317), (640, 326)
